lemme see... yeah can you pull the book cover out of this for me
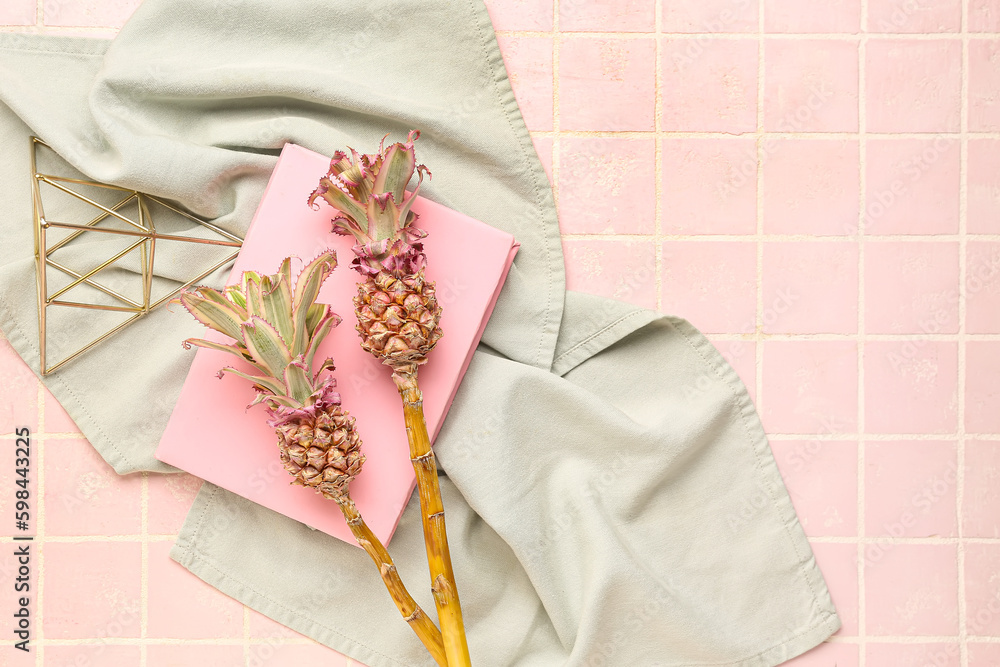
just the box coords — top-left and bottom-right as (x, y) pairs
(156, 143), (519, 546)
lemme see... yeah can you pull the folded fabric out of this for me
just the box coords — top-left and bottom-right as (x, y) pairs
(0, 1), (840, 665)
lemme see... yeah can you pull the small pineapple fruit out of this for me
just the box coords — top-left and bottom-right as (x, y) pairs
(177, 251), (364, 503)
(307, 131), (443, 378)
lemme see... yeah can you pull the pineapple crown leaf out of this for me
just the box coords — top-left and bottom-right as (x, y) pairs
(182, 337), (260, 369)
(314, 357), (336, 383)
(177, 288), (246, 341)
(219, 366), (287, 397)
(241, 315), (293, 382)
(290, 250), (338, 356)
(307, 130), (431, 249)
(178, 251), (343, 410)
(283, 358), (314, 405)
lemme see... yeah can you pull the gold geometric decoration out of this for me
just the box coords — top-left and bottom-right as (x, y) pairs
(30, 136), (243, 375)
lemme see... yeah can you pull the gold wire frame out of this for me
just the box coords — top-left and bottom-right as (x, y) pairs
(30, 136), (243, 375)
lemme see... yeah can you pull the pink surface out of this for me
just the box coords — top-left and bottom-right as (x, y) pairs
(156, 143), (518, 545)
(2, 1), (999, 664)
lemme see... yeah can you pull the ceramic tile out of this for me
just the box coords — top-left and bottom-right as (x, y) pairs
(966, 341), (1000, 434)
(772, 440), (858, 536)
(146, 541), (244, 639)
(969, 0), (1000, 32)
(761, 341), (858, 434)
(146, 471), (203, 535)
(661, 38), (758, 132)
(866, 39), (962, 132)
(864, 241), (959, 335)
(497, 36), (553, 132)
(558, 137), (655, 234)
(964, 440), (1000, 538)
(969, 643), (1000, 665)
(147, 644), (245, 667)
(562, 239), (657, 309)
(43, 438), (142, 536)
(43, 541), (142, 639)
(969, 39), (1000, 132)
(864, 341), (958, 434)
(0, 0), (35, 25)
(763, 39), (859, 132)
(661, 241), (757, 333)
(864, 138), (960, 235)
(965, 544), (1000, 636)
(0, 340), (38, 435)
(661, 137), (758, 235)
(968, 140), (1000, 234)
(762, 139), (860, 236)
(43, 646), (141, 666)
(966, 241), (1000, 334)
(765, 0), (861, 32)
(560, 37), (656, 131)
(661, 0), (759, 33)
(865, 440), (957, 538)
(483, 0), (553, 31)
(867, 0), (962, 32)
(762, 241), (859, 334)
(865, 544), (958, 636)
(865, 643), (960, 667)
(560, 0), (655, 32)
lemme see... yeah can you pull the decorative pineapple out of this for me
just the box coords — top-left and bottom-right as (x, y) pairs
(307, 131), (443, 378)
(177, 252), (362, 501)
(309, 132), (472, 667)
(176, 251), (447, 666)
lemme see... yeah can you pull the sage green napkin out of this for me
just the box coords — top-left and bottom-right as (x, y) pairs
(0, 1), (840, 665)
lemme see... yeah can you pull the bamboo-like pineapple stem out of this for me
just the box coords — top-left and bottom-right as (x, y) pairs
(394, 370), (472, 667)
(336, 497), (448, 667)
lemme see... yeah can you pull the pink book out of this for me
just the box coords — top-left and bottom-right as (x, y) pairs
(156, 143), (519, 546)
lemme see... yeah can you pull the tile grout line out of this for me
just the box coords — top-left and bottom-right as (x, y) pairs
(551, 0), (560, 226)
(828, 634), (1000, 643)
(654, 0), (663, 312)
(527, 129), (1000, 138)
(557, 232), (1000, 240)
(858, 3), (868, 664)
(0, 638), (321, 646)
(244, 605), (250, 666)
(704, 333), (1000, 341)
(810, 536), (1000, 544)
(755, 0), (765, 413)
(958, 1), (970, 664)
(495, 30), (992, 40)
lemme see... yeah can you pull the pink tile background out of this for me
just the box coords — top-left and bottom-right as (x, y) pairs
(3, 0), (1000, 664)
